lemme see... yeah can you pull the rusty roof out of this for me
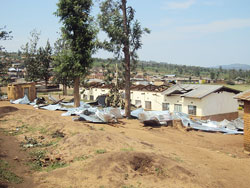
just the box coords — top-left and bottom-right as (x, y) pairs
(85, 83), (171, 92)
(234, 89), (250, 101)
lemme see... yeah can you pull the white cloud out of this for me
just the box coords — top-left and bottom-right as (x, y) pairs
(163, 0), (196, 10)
(177, 18), (250, 34)
(143, 18), (250, 44)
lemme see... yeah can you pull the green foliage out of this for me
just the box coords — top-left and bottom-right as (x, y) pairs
(55, 0), (97, 79)
(21, 30), (53, 85)
(98, 0), (149, 117)
(0, 26), (12, 51)
(53, 36), (74, 88)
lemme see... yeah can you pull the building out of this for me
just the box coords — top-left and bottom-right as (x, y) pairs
(235, 90), (250, 152)
(81, 83), (240, 121)
(162, 84), (240, 121)
(7, 82), (36, 101)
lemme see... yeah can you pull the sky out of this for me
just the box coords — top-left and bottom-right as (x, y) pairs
(1, 0), (250, 67)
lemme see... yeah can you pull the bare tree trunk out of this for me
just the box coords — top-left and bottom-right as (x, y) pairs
(45, 80), (48, 89)
(63, 84), (67, 96)
(74, 76), (80, 107)
(122, 0), (131, 118)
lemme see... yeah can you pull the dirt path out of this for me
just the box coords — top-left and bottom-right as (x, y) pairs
(0, 131), (35, 188)
(0, 101), (250, 188)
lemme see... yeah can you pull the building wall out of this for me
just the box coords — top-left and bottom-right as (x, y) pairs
(201, 92), (238, 116)
(81, 88), (109, 101)
(131, 90), (164, 111)
(7, 83), (36, 101)
(244, 101), (250, 152)
(182, 97), (203, 116)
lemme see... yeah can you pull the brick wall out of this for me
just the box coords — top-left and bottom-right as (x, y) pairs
(244, 101), (250, 152)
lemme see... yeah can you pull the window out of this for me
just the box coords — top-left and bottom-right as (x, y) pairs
(145, 101), (152, 110)
(174, 104), (182, 112)
(188, 105), (197, 115)
(162, 103), (169, 111)
(90, 95), (94, 101)
(135, 100), (141, 107)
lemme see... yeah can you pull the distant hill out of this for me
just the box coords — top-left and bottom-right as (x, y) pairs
(215, 64), (250, 70)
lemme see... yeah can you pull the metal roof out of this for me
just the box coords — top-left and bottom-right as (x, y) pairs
(234, 89), (250, 101)
(162, 84), (240, 99)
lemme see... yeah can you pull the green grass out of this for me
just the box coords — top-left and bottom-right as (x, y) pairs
(121, 147), (134, 152)
(28, 150), (46, 171)
(46, 162), (68, 172)
(0, 159), (23, 184)
(74, 155), (89, 162)
(28, 150), (68, 172)
(96, 149), (106, 154)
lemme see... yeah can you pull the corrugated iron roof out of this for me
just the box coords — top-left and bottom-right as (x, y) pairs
(234, 89), (250, 101)
(162, 84), (240, 99)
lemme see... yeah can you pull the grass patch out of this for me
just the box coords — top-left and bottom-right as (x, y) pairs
(46, 162), (68, 172)
(28, 150), (46, 171)
(74, 155), (89, 162)
(99, 127), (105, 131)
(0, 159), (23, 184)
(173, 157), (184, 163)
(155, 167), (168, 177)
(96, 149), (106, 154)
(121, 147), (134, 152)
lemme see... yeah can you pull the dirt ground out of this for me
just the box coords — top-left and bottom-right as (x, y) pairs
(0, 101), (250, 188)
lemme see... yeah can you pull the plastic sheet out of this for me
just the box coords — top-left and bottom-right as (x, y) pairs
(10, 95), (30, 104)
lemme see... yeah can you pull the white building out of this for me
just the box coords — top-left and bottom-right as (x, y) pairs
(81, 84), (240, 121)
(162, 84), (240, 121)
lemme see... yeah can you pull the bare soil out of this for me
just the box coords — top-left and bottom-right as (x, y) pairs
(0, 101), (250, 188)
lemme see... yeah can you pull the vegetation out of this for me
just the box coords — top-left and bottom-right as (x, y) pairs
(98, 0), (150, 117)
(55, 0), (97, 107)
(0, 27), (12, 89)
(21, 30), (53, 87)
(96, 149), (106, 154)
(0, 159), (23, 184)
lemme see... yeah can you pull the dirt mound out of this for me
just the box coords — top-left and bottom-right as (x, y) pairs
(0, 106), (18, 115)
(52, 132), (141, 161)
(84, 151), (194, 178)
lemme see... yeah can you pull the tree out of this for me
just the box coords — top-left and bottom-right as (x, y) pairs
(53, 36), (74, 95)
(55, 0), (97, 107)
(22, 30), (53, 87)
(210, 71), (215, 80)
(98, 0), (150, 117)
(37, 40), (53, 88)
(0, 26), (12, 51)
(0, 27), (12, 91)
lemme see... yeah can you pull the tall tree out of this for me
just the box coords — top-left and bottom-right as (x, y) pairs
(98, 0), (150, 117)
(53, 36), (74, 95)
(22, 30), (53, 87)
(37, 40), (53, 88)
(55, 0), (97, 107)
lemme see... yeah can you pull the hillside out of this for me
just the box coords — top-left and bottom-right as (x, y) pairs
(215, 64), (250, 70)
